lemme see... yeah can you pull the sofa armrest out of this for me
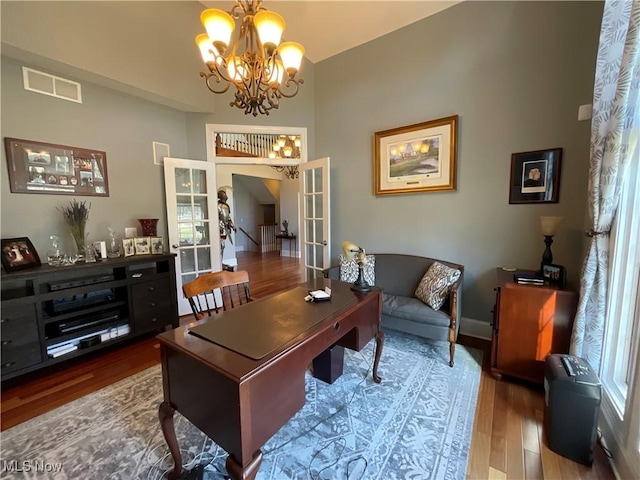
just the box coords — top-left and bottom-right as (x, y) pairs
(448, 276), (463, 337)
(322, 264), (341, 280)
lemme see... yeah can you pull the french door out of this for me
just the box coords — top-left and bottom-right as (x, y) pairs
(164, 157), (220, 316)
(299, 157), (330, 280)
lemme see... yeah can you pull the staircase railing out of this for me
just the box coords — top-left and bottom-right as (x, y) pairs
(259, 224), (278, 253)
(238, 227), (259, 251)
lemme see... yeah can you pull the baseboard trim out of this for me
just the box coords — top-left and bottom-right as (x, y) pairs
(460, 317), (491, 340)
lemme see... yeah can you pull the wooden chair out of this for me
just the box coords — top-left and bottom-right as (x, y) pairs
(182, 270), (252, 319)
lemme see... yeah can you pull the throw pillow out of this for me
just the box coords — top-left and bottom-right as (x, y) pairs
(339, 254), (375, 286)
(414, 261), (461, 311)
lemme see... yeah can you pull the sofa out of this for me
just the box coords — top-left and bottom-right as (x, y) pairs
(323, 254), (464, 366)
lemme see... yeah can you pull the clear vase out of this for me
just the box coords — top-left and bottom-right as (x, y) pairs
(68, 223), (87, 261)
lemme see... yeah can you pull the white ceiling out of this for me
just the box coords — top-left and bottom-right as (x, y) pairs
(203, 1), (461, 63)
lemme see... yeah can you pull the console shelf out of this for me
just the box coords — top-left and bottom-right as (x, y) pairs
(1, 254), (178, 380)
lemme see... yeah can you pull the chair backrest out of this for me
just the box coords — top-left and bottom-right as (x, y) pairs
(182, 270), (251, 319)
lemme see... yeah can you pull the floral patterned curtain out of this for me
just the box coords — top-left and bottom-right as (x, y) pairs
(570, 0), (639, 371)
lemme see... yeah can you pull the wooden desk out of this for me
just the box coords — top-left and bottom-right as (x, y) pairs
(157, 279), (383, 480)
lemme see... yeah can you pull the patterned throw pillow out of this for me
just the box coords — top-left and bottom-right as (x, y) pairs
(414, 261), (461, 311)
(339, 254), (375, 286)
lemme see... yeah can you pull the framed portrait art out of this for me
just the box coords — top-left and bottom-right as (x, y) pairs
(509, 148), (562, 204)
(1, 237), (41, 272)
(373, 115), (458, 196)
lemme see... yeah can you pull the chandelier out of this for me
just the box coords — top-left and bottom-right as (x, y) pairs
(269, 135), (300, 179)
(195, 1), (305, 116)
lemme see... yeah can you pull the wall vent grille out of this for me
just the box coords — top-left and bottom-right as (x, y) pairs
(22, 67), (82, 104)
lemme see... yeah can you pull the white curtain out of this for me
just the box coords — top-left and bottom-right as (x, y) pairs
(570, 0), (640, 371)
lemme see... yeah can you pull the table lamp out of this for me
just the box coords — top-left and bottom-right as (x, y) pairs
(540, 216), (563, 264)
(341, 241), (371, 291)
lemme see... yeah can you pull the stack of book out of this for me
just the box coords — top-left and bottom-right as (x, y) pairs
(513, 273), (545, 286)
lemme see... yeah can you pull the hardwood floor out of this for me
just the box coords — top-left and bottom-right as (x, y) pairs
(0, 251), (614, 479)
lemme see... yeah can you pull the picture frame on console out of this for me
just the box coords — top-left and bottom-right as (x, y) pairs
(1, 237), (41, 272)
(122, 238), (135, 257)
(541, 262), (566, 288)
(509, 148), (562, 204)
(134, 237), (151, 255)
(373, 115), (458, 196)
(151, 237), (164, 255)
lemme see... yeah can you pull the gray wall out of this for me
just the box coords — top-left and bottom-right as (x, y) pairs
(314, 1), (602, 323)
(0, 56), (188, 256)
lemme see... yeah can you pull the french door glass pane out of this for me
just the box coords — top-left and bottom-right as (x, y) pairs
(181, 248), (195, 273)
(178, 222), (194, 246)
(313, 167), (322, 192)
(194, 196), (209, 220)
(195, 221), (210, 245)
(197, 247), (212, 271)
(314, 195), (323, 218)
(175, 168), (191, 194)
(193, 169), (208, 194)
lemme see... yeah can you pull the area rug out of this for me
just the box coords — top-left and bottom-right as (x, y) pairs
(0, 330), (482, 480)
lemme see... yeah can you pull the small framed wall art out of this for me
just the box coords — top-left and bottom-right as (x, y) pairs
(373, 115), (458, 196)
(509, 148), (562, 204)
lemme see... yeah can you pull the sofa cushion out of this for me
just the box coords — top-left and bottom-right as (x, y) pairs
(414, 261), (461, 311)
(339, 254), (375, 286)
(382, 293), (451, 327)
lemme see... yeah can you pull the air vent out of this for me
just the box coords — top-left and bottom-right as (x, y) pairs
(22, 67), (82, 104)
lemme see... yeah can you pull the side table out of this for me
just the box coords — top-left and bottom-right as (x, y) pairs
(275, 234), (297, 257)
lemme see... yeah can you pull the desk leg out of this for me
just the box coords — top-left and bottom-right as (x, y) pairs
(159, 401), (182, 480)
(226, 451), (262, 480)
(373, 329), (384, 384)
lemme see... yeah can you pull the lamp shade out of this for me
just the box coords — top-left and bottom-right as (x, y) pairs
(342, 241), (367, 266)
(254, 10), (285, 49)
(195, 34), (215, 63)
(541, 216), (563, 236)
(201, 8), (235, 52)
(278, 41), (305, 74)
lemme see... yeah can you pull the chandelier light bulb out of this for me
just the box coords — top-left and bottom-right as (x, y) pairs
(278, 41), (305, 75)
(277, 137), (286, 147)
(273, 143), (281, 152)
(294, 137), (301, 147)
(195, 34), (216, 64)
(283, 146), (293, 157)
(267, 60), (284, 85)
(227, 57), (246, 82)
(254, 10), (285, 52)
(200, 9), (235, 54)
(268, 151), (277, 159)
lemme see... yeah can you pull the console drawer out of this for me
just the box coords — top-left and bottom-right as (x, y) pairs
(131, 280), (175, 332)
(1, 303), (42, 374)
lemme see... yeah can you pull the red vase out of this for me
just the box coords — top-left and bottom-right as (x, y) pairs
(138, 218), (159, 237)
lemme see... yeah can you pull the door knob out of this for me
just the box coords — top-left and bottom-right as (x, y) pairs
(172, 244), (179, 249)
(322, 240), (328, 246)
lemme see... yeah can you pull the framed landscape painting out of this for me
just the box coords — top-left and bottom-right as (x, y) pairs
(373, 115), (458, 196)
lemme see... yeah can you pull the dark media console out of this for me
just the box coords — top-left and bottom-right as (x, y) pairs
(1, 254), (178, 380)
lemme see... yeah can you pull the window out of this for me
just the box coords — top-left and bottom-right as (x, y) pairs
(600, 143), (640, 479)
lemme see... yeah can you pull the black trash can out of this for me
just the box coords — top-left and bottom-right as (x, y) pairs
(543, 354), (602, 464)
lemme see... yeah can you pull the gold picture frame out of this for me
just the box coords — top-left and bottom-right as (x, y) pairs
(373, 115), (458, 196)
